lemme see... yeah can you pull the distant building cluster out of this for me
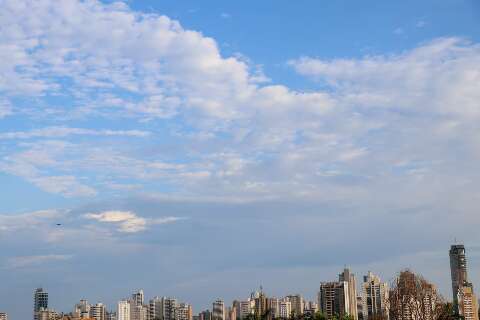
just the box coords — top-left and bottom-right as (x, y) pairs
(1, 244), (478, 320)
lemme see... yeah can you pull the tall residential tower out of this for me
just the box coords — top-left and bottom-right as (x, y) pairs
(33, 288), (48, 320)
(450, 244), (479, 320)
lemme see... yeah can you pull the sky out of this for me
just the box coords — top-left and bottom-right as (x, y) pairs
(1, 0), (480, 318)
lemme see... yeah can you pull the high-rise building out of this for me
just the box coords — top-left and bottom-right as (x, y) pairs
(131, 304), (148, 320)
(339, 268), (358, 320)
(361, 272), (389, 320)
(91, 303), (107, 320)
(252, 289), (268, 318)
(237, 301), (252, 319)
(34, 288), (49, 320)
(303, 301), (318, 316)
(278, 300), (292, 319)
(212, 300), (225, 320)
(37, 309), (58, 320)
(318, 281), (350, 319)
(199, 310), (212, 320)
(457, 284), (479, 320)
(106, 311), (117, 320)
(450, 245), (468, 301)
(74, 300), (91, 319)
(285, 295), (304, 317)
(0, 312), (7, 320)
(149, 297), (163, 320)
(161, 298), (178, 320)
(118, 301), (131, 320)
(356, 297), (364, 320)
(132, 291), (145, 307)
(226, 306), (236, 320)
(450, 244), (479, 320)
(268, 298), (280, 319)
(175, 303), (193, 320)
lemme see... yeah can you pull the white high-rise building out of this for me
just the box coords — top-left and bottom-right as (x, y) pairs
(118, 301), (131, 320)
(279, 300), (292, 319)
(285, 295), (304, 317)
(339, 268), (358, 320)
(212, 300), (225, 320)
(149, 297), (162, 320)
(74, 300), (91, 319)
(163, 297), (178, 320)
(132, 291), (145, 307)
(91, 303), (107, 320)
(361, 272), (389, 320)
(238, 301), (252, 319)
(34, 288), (49, 320)
(131, 304), (148, 320)
(0, 312), (7, 320)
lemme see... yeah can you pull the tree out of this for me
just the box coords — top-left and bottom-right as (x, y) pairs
(388, 269), (451, 320)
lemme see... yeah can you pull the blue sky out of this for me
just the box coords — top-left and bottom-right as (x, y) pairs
(1, 0), (480, 319)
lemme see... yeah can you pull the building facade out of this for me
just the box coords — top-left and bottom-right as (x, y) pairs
(34, 288), (49, 320)
(319, 282), (350, 319)
(285, 295), (304, 318)
(90, 303), (106, 320)
(175, 303), (192, 320)
(212, 300), (225, 320)
(339, 269), (358, 320)
(450, 244), (479, 320)
(361, 272), (389, 320)
(118, 301), (131, 320)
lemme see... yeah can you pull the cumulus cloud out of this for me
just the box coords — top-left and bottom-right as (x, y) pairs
(0, 0), (479, 208)
(84, 210), (184, 233)
(289, 38), (480, 117)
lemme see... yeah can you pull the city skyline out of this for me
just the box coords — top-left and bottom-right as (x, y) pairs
(1, 243), (477, 320)
(1, 0), (480, 319)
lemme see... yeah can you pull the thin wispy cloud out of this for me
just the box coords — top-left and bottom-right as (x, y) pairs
(0, 127), (151, 139)
(5, 254), (73, 269)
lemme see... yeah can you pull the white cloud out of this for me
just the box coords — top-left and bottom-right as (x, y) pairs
(0, 0), (479, 208)
(289, 38), (480, 118)
(0, 141), (97, 197)
(84, 210), (184, 233)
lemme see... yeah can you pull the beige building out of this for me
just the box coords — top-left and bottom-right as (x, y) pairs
(0, 312), (7, 320)
(458, 285), (479, 320)
(361, 271), (389, 320)
(285, 295), (304, 317)
(339, 268), (358, 320)
(278, 300), (292, 319)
